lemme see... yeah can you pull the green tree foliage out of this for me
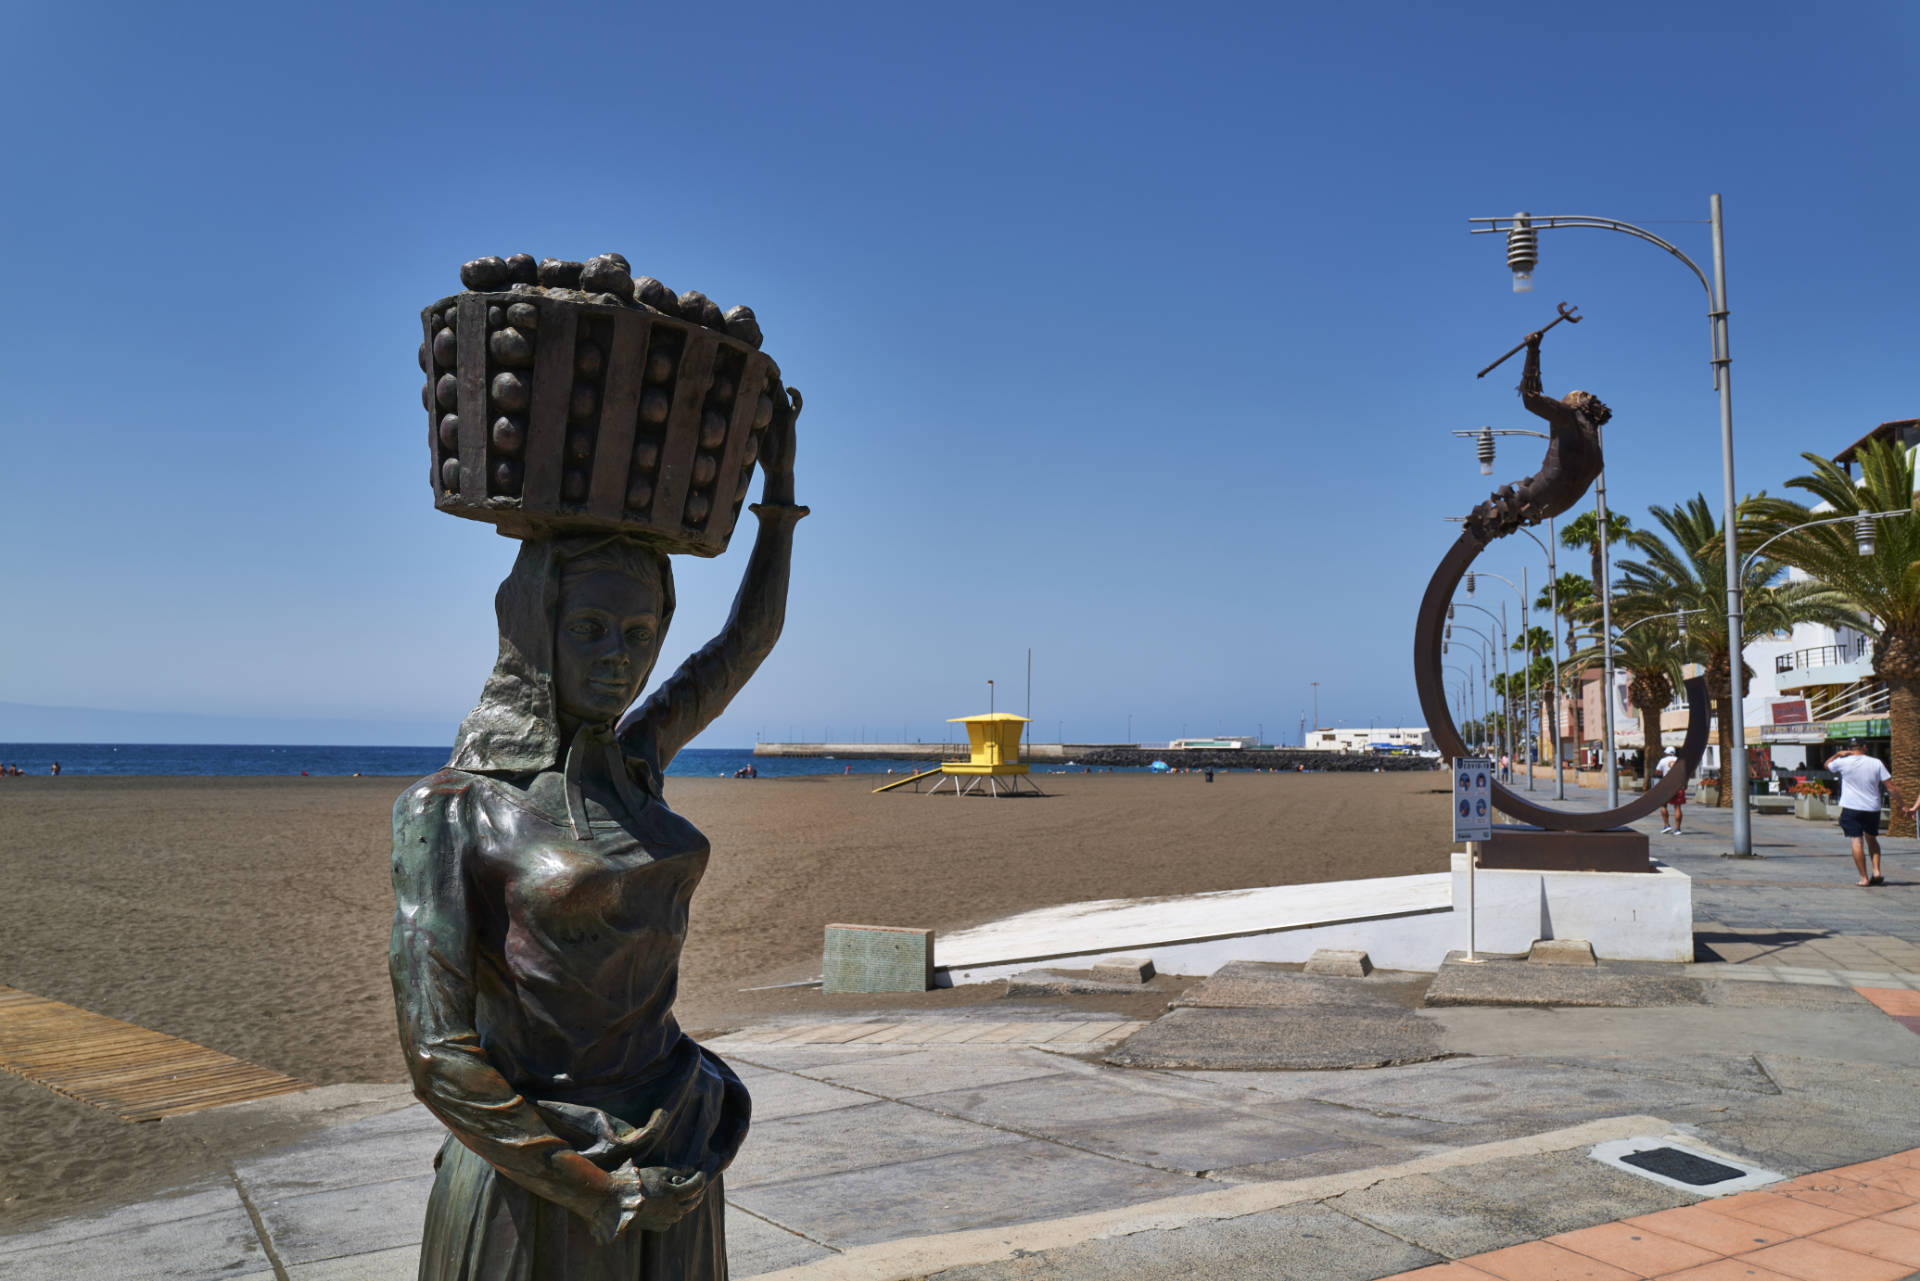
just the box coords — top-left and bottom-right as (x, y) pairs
(1747, 440), (1920, 834)
(1612, 494), (1862, 808)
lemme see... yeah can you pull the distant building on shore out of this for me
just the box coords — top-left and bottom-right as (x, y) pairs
(1302, 727), (1433, 754)
(1167, 735), (1262, 750)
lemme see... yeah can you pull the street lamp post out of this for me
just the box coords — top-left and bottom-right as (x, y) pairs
(1469, 569), (1531, 788)
(1450, 510), (1566, 797)
(1472, 199), (1743, 847)
(1443, 664), (1476, 747)
(1454, 598), (1510, 774)
(1446, 621), (1499, 762)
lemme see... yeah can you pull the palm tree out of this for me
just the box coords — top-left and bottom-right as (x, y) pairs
(1538, 573), (1594, 656)
(1613, 494), (1863, 808)
(1567, 622), (1682, 784)
(1560, 510), (1633, 604)
(1512, 627), (1556, 769)
(1748, 439), (1920, 835)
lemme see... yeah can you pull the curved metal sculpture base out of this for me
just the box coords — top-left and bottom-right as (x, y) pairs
(1414, 531), (1708, 832)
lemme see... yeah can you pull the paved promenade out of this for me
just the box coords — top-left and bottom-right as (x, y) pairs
(7, 791), (1920, 1280)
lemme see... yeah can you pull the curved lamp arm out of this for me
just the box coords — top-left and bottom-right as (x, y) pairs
(1739, 510), (1909, 581)
(1469, 215), (1713, 302)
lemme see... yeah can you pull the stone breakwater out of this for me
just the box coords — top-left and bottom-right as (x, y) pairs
(752, 742), (1436, 772)
(1070, 748), (1435, 772)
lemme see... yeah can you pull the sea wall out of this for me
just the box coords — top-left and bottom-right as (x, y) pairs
(752, 742), (1436, 772)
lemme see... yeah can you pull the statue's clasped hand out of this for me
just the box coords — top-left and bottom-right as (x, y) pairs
(591, 1164), (709, 1242)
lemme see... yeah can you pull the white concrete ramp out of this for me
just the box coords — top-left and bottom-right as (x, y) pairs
(936, 873), (1456, 983)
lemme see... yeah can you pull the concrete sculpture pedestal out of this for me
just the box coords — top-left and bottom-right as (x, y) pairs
(1451, 851), (1693, 962)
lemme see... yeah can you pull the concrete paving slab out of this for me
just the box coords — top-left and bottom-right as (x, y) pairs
(0, 1179), (244, 1255)
(1106, 1006), (1448, 1070)
(1213, 1055), (1739, 1127)
(774, 1047), (1074, 1099)
(1430, 1005), (1920, 1066)
(1249, 1096), (1459, 1144)
(1684, 1095), (1920, 1177)
(1171, 962), (1426, 1011)
(732, 1063), (878, 1120)
(1326, 1148), (1696, 1259)
(922, 1199), (1441, 1280)
(724, 1099), (1024, 1191)
(0, 1203), (270, 1281)
(1423, 956), (1706, 1007)
(1705, 979), (1877, 1009)
(728, 1137), (1201, 1249)
(1534, 1053), (1781, 1095)
(284, 1245), (420, 1280)
(727, 1044), (921, 1072)
(249, 1173), (434, 1267)
(234, 1109), (446, 1199)
(726, 1205), (839, 1276)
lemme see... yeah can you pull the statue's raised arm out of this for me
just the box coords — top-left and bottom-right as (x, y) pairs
(1463, 326), (1611, 543)
(620, 387), (807, 770)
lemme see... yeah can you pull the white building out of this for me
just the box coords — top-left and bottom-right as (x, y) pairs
(1302, 727), (1433, 754)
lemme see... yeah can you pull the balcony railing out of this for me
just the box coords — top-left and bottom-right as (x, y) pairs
(1775, 637), (1871, 675)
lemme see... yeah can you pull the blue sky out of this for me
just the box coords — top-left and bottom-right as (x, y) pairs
(3, 1), (1915, 747)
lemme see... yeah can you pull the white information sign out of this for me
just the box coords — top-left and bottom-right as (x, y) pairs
(1452, 756), (1493, 842)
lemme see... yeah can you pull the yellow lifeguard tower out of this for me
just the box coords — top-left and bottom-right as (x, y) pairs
(873, 713), (1045, 797)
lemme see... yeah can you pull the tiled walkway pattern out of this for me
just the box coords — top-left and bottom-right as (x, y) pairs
(1859, 987), (1920, 1038)
(1384, 1147), (1920, 1280)
(1697, 926), (1920, 975)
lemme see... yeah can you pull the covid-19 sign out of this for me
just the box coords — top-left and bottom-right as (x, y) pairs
(1452, 756), (1493, 842)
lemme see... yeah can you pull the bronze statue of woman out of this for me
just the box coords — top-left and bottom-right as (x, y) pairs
(389, 389), (803, 1279)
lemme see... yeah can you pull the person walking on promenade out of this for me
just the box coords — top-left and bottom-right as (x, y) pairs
(1657, 747), (1684, 834)
(1825, 740), (1905, 886)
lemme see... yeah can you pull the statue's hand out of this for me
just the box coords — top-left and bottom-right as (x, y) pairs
(759, 387), (799, 506)
(1526, 332), (1543, 346)
(589, 1164), (707, 1242)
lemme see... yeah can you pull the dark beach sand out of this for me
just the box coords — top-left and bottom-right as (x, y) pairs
(0, 768), (1451, 1228)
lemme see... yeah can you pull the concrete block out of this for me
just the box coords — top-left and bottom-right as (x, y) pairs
(1528, 938), (1597, 966)
(1091, 955), (1155, 983)
(1452, 852), (1693, 962)
(1306, 948), (1374, 976)
(822, 923), (933, 993)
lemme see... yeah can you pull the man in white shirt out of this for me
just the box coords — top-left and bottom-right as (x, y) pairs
(1824, 740), (1907, 887)
(1655, 748), (1684, 834)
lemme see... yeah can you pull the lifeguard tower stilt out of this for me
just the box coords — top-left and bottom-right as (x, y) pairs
(872, 713), (1045, 796)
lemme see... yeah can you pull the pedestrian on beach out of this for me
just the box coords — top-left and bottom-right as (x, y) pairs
(1825, 739), (1905, 887)
(1656, 747), (1684, 834)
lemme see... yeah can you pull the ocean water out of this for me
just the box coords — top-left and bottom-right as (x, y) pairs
(0, 743), (1085, 780)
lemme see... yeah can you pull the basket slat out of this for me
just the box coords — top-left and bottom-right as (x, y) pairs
(455, 295), (489, 500)
(591, 310), (650, 521)
(709, 358), (765, 523)
(524, 297), (578, 509)
(650, 331), (718, 530)
(425, 312), (447, 491)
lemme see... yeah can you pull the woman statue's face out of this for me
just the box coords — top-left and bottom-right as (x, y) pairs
(553, 565), (666, 725)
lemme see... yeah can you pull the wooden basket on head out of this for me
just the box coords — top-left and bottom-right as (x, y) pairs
(419, 265), (781, 555)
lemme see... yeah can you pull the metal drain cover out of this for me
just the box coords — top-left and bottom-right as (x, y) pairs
(1620, 1147), (1745, 1186)
(1589, 1135), (1782, 1195)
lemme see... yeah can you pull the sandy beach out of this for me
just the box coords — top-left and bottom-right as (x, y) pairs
(0, 767), (1450, 1227)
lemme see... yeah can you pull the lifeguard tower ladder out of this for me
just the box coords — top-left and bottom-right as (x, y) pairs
(872, 713), (1045, 796)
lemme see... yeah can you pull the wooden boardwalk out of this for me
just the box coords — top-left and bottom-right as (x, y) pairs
(0, 984), (308, 1121)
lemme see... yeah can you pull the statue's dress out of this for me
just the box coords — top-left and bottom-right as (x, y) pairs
(391, 503), (803, 1281)
(393, 745), (748, 1280)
